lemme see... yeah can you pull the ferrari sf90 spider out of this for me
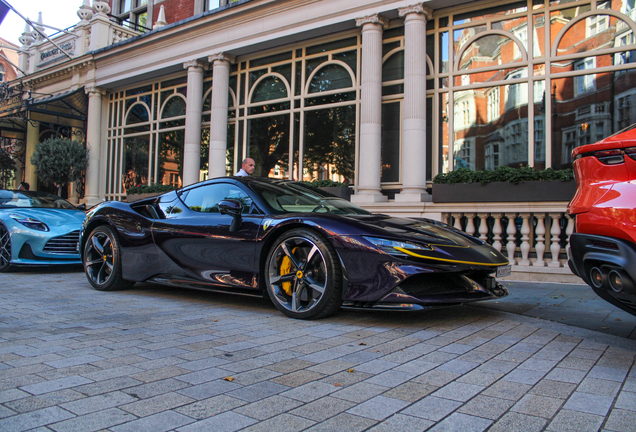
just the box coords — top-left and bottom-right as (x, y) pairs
(80, 178), (510, 319)
(0, 190), (86, 271)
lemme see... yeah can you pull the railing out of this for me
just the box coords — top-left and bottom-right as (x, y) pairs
(441, 209), (574, 269)
(361, 201), (576, 277)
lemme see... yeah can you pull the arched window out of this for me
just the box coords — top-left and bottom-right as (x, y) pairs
(458, 34), (524, 72)
(252, 75), (288, 102)
(308, 64), (352, 93)
(0, 64), (5, 82)
(382, 51), (404, 82)
(161, 96), (186, 118)
(126, 103), (149, 124)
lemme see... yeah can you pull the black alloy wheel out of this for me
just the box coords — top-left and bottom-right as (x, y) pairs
(0, 223), (11, 272)
(83, 225), (134, 291)
(265, 228), (342, 319)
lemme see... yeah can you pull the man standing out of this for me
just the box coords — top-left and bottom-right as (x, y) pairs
(236, 158), (255, 177)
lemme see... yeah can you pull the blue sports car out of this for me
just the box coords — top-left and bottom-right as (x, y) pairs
(0, 190), (86, 271)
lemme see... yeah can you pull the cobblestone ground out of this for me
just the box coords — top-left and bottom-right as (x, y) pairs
(1, 269), (636, 432)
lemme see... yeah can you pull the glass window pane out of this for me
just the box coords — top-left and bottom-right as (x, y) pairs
(381, 102), (400, 183)
(157, 130), (184, 187)
(162, 96), (186, 118)
(123, 136), (150, 189)
(308, 64), (352, 93)
(306, 37), (357, 55)
(247, 114), (290, 177)
(454, 1), (527, 25)
(183, 184), (252, 213)
(303, 105), (355, 183)
(454, 83), (529, 171)
(459, 34), (522, 72)
(207, 0), (220, 10)
(556, 13), (628, 55)
(383, 51), (404, 82)
(252, 76), (288, 102)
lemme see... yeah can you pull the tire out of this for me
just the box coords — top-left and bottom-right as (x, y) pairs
(265, 228), (342, 319)
(83, 225), (134, 291)
(0, 222), (11, 272)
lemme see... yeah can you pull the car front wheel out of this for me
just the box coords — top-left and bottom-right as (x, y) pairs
(0, 223), (11, 272)
(265, 229), (342, 319)
(83, 225), (134, 291)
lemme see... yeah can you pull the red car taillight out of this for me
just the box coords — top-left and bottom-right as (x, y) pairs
(594, 149), (624, 165)
(626, 147), (636, 161)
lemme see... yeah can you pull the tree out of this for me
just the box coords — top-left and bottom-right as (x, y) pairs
(30, 138), (88, 187)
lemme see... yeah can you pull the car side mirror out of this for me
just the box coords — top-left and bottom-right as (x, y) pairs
(76, 203), (87, 210)
(219, 199), (242, 216)
(219, 199), (242, 232)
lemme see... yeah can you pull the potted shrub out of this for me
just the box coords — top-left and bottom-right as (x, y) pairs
(30, 138), (88, 200)
(432, 166), (576, 203)
(126, 183), (178, 202)
(303, 179), (352, 201)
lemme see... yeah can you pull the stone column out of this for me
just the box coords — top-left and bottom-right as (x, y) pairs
(182, 60), (207, 186)
(351, 14), (388, 204)
(207, 53), (235, 178)
(84, 84), (106, 206)
(396, 4), (432, 202)
(24, 121), (39, 190)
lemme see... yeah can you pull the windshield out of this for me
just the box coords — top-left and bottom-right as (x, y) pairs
(0, 190), (78, 210)
(249, 181), (371, 215)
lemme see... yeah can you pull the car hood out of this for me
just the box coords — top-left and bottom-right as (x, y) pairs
(3, 208), (85, 228)
(342, 214), (481, 247)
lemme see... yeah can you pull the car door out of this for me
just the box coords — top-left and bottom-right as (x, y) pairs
(151, 182), (264, 290)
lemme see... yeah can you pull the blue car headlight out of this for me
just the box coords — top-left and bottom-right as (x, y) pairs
(10, 214), (50, 232)
(363, 236), (431, 256)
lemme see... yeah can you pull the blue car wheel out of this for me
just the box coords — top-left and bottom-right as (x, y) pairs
(0, 222), (10, 272)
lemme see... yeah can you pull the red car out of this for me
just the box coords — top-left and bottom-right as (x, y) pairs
(568, 124), (636, 316)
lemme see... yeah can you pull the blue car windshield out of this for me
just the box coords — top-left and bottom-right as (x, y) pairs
(249, 181), (371, 215)
(0, 190), (77, 210)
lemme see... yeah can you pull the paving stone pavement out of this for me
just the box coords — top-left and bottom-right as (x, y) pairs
(1, 268), (636, 432)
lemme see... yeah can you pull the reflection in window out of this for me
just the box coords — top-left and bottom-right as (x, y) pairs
(162, 96), (186, 118)
(303, 105), (355, 183)
(575, 59), (595, 95)
(459, 34), (520, 71)
(252, 76), (288, 102)
(454, 139), (473, 169)
(382, 51), (404, 82)
(308, 64), (352, 93)
(381, 102), (400, 183)
(487, 87), (500, 122)
(183, 183), (252, 214)
(157, 130), (184, 189)
(123, 137), (149, 190)
(247, 114), (290, 177)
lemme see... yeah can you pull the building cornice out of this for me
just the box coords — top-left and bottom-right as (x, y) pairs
(22, 57), (95, 87)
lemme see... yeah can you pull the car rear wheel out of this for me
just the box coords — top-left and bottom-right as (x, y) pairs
(265, 229), (342, 319)
(83, 225), (134, 291)
(0, 223), (11, 272)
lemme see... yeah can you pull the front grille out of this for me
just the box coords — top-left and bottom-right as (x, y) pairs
(43, 231), (80, 254)
(396, 273), (473, 297)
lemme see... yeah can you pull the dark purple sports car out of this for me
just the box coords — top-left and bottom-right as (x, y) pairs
(80, 177), (509, 319)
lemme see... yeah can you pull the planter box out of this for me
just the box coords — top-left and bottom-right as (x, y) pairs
(432, 181), (576, 203)
(319, 186), (352, 201)
(125, 192), (163, 203)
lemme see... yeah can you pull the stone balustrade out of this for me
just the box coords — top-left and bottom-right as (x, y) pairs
(359, 200), (580, 283)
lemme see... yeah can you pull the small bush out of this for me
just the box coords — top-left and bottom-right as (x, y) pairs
(126, 183), (178, 195)
(432, 166), (574, 185)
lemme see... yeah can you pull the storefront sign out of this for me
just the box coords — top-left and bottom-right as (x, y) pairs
(39, 40), (75, 63)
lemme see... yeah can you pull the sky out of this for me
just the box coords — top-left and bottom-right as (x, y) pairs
(0, 0), (83, 46)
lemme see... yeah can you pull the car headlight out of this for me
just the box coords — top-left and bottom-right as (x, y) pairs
(10, 214), (50, 232)
(363, 236), (431, 256)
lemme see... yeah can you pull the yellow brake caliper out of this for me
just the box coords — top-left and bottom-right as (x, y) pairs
(279, 247), (297, 296)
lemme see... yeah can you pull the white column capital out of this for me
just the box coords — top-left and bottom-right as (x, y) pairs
(208, 53), (235, 64)
(398, 3), (432, 20)
(183, 59), (208, 70)
(85, 84), (106, 97)
(355, 14), (389, 29)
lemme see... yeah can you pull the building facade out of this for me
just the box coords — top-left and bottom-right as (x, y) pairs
(2, 0), (636, 279)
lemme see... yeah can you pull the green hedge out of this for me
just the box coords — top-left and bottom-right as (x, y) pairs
(126, 183), (178, 195)
(302, 179), (348, 187)
(432, 166), (574, 185)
